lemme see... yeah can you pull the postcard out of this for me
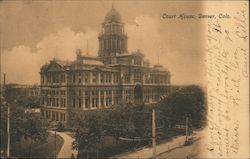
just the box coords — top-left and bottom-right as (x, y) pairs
(0, 0), (249, 158)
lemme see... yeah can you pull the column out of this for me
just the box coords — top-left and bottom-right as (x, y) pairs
(89, 72), (92, 84)
(130, 74), (134, 84)
(90, 90), (92, 108)
(118, 39), (121, 50)
(125, 39), (127, 52)
(114, 39), (117, 51)
(102, 40), (104, 51)
(106, 39), (108, 50)
(121, 39), (124, 51)
(111, 90), (114, 105)
(111, 39), (113, 51)
(98, 72), (101, 84)
(143, 74), (146, 84)
(111, 73), (114, 84)
(82, 91), (85, 109)
(98, 90), (101, 108)
(58, 112), (61, 121)
(104, 90), (106, 107)
(49, 111), (52, 120)
(113, 39), (115, 52)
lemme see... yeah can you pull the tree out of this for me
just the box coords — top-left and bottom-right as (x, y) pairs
(71, 103), (153, 157)
(1, 84), (48, 157)
(72, 111), (102, 157)
(131, 104), (151, 138)
(159, 85), (207, 128)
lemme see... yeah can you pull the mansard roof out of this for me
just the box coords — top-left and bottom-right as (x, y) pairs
(152, 64), (170, 73)
(40, 58), (70, 72)
(116, 50), (144, 58)
(74, 55), (104, 66)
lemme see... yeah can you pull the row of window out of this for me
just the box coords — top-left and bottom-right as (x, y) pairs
(103, 24), (124, 35)
(41, 73), (66, 84)
(132, 58), (142, 65)
(72, 96), (117, 108)
(123, 74), (169, 84)
(71, 89), (117, 97)
(146, 75), (169, 84)
(41, 98), (66, 107)
(100, 38), (126, 51)
(41, 90), (66, 96)
(41, 73), (169, 85)
(71, 72), (119, 84)
(42, 110), (66, 122)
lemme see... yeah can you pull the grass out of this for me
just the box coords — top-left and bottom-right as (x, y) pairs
(77, 128), (185, 158)
(12, 133), (64, 158)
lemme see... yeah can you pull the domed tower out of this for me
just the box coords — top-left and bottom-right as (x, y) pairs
(98, 5), (128, 64)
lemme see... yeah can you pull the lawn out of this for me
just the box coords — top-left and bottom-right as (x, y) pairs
(11, 132), (64, 158)
(78, 128), (186, 158)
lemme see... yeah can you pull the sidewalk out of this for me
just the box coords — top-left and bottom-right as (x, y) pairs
(116, 130), (203, 159)
(117, 135), (186, 159)
(48, 130), (78, 158)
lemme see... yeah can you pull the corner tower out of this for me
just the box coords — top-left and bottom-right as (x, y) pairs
(98, 5), (128, 64)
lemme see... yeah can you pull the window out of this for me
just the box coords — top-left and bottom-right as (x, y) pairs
(85, 99), (89, 108)
(52, 98), (55, 106)
(85, 91), (89, 96)
(101, 98), (104, 106)
(56, 112), (59, 121)
(60, 98), (63, 107)
(101, 74), (104, 83)
(78, 73), (82, 83)
(108, 74), (111, 83)
(63, 99), (66, 107)
(73, 73), (76, 83)
(79, 98), (82, 108)
(56, 98), (59, 107)
(42, 75), (44, 84)
(92, 73), (97, 83)
(63, 113), (66, 121)
(73, 99), (76, 108)
(92, 98), (95, 107)
(84, 73), (89, 83)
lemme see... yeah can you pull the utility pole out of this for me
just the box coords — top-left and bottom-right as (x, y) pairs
(152, 108), (156, 158)
(4, 74), (10, 158)
(185, 116), (189, 142)
(54, 131), (57, 159)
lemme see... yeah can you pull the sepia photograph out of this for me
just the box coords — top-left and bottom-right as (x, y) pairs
(0, 0), (249, 158)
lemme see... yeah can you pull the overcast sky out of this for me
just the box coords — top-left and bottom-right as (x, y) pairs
(0, 0), (205, 86)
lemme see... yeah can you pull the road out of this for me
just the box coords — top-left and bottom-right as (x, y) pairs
(117, 130), (205, 159)
(48, 130), (78, 158)
(117, 135), (186, 158)
(156, 136), (204, 158)
(156, 130), (206, 158)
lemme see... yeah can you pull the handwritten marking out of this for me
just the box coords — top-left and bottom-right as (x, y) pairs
(206, 3), (248, 157)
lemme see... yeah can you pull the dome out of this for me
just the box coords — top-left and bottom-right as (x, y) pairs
(104, 6), (122, 22)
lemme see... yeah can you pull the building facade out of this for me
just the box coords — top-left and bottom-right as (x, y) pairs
(40, 6), (171, 125)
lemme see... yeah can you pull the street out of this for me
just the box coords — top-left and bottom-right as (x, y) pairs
(117, 130), (206, 159)
(156, 136), (204, 158)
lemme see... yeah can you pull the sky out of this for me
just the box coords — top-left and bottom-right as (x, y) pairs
(0, 0), (205, 86)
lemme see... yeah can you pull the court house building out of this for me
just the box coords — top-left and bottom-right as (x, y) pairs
(40, 6), (171, 124)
